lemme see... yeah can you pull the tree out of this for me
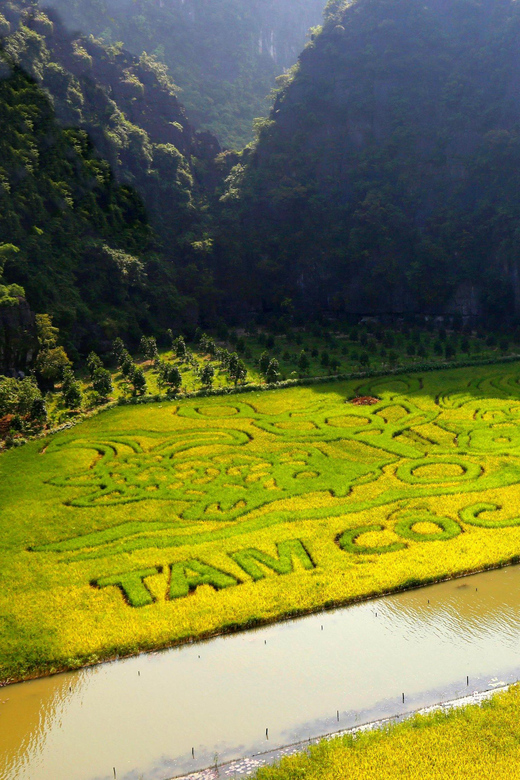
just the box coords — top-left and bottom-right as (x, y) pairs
(140, 336), (158, 360)
(259, 350), (271, 374)
(120, 350), (135, 378)
(0, 244), (19, 278)
(321, 351), (330, 367)
(388, 350), (398, 367)
(174, 336), (187, 360)
(112, 337), (126, 362)
(228, 353), (247, 385)
(36, 314), (59, 350)
(87, 352), (103, 378)
(157, 360), (182, 392)
(131, 365), (147, 395)
(36, 347), (71, 386)
(298, 350), (310, 373)
(266, 358), (280, 383)
(61, 367), (82, 409)
(217, 348), (231, 369)
(445, 342), (456, 360)
(0, 376), (44, 420)
(200, 363), (215, 388)
(92, 368), (113, 401)
(30, 396), (47, 423)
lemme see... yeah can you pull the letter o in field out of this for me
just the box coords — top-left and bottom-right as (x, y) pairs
(394, 513), (462, 542)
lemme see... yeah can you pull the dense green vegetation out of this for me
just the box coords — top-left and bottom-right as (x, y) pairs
(42, 0), (324, 148)
(6, 0), (520, 359)
(0, 50), (154, 351)
(220, 0), (520, 325)
(0, 0), (226, 352)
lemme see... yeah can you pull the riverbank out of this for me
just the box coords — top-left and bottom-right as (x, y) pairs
(172, 684), (512, 780)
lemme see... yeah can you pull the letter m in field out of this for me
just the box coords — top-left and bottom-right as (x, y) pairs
(230, 540), (315, 581)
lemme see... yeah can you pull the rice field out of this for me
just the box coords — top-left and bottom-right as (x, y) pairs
(3, 364), (520, 682)
(255, 685), (520, 780)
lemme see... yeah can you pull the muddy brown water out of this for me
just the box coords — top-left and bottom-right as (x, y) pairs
(2, 566), (520, 780)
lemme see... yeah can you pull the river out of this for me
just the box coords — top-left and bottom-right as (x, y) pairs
(2, 565), (520, 780)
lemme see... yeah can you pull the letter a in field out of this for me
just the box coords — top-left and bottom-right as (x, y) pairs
(230, 539), (315, 581)
(94, 567), (161, 607)
(169, 559), (238, 600)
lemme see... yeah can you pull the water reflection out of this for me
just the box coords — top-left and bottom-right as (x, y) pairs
(2, 565), (520, 780)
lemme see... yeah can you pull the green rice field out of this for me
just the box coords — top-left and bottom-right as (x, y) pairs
(4, 363), (520, 682)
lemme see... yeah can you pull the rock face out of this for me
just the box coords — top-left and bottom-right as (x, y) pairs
(0, 298), (37, 372)
(222, 0), (520, 324)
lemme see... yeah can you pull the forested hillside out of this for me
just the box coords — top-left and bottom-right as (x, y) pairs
(220, 0), (520, 326)
(6, 0), (520, 356)
(40, 0), (325, 148)
(0, 0), (226, 354)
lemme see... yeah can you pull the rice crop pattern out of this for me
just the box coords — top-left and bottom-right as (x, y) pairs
(4, 364), (520, 681)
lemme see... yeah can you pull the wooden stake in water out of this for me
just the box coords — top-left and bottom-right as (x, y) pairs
(113, 769), (116, 779)
(192, 747), (195, 758)
(266, 728), (269, 740)
(337, 710), (339, 722)
(467, 676), (469, 686)
(402, 693), (405, 703)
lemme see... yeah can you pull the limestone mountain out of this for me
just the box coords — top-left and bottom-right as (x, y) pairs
(0, 0), (224, 349)
(39, 0), (325, 148)
(220, 0), (520, 325)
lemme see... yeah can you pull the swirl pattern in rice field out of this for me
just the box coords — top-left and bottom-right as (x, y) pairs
(5, 365), (520, 681)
